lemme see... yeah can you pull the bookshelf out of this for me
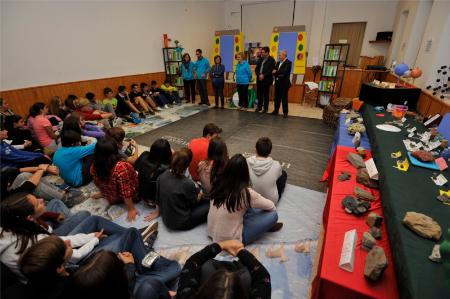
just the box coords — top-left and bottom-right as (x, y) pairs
(318, 43), (349, 106)
(162, 47), (184, 88)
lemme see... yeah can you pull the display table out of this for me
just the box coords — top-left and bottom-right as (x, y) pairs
(313, 144), (399, 299)
(361, 105), (450, 299)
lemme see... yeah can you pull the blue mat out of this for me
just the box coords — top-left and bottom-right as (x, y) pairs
(113, 184), (325, 299)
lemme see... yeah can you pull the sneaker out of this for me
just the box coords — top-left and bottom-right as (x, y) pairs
(139, 112), (146, 119)
(255, 108), (261, 113)
(113, 117), (123, 127)
(268, 222), (283, 232)
(164, 104), (169, 109)
(140, 221), (159, 240)
(156, 107), (163, 111)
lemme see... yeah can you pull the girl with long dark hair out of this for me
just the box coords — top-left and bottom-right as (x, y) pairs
(180, 53), (196, 104)
(27, 102), (59, 155)
(134, 138), (172, 206)
(198, 136), (228, 194)
(208, 154), (282, 245)
(91, 137), (139, 222)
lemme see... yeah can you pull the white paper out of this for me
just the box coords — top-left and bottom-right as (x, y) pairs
(339, 229), (358, 272)
(431, 174), (448, 186)
(424, 114), (441, 127)
(365, 158), (379, 180)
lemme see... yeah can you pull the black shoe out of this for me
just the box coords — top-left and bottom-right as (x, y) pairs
(140, 222), (159, 240)
(213, 106), (219, 109)
(220, 106), (225, 109)
(271, 111), (278, 115)
(268, 222), (284, 232)
(283, 113), (288, 118)
(139, 112), (146, 118)
(206, 102), (211, 106)
(262, 109), (268, 113)
(255, 108), (261, 113)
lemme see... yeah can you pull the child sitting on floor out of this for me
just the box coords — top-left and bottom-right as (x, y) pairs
(160, 79), (182, 105)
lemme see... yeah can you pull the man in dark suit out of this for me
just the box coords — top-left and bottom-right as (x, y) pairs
(255, 46), (276, 113)
(272, 50), (292, 118)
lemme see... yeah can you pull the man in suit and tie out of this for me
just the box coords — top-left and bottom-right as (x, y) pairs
(255, 46), (276, 113)
(272, 49), (292, 118)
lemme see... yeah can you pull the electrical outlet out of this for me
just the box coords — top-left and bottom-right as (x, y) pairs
(425, 39), (433, 53)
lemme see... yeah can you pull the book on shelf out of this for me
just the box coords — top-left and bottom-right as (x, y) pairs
(169, 64), (178, 74)
(322, 65), (337, 77)
(325, 48), (341, 61)
(319, 80), (334, 92)
(172, 51), (181, 61)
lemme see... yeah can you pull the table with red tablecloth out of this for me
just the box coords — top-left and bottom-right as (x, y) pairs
(312, 144), (399, 299)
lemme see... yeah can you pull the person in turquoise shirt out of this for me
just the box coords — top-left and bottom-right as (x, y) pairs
(181, 53), (196, 104)
(53, 130), (97, 187)
(194, 49), (210, 105)
(235, 52), (253, 110)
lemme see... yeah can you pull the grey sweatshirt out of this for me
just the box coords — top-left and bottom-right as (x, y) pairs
(247, 156), (282, 204)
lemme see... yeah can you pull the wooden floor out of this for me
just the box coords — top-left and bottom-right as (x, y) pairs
(134, 108), (334, 192)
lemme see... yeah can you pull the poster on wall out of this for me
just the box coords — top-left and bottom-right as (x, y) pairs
(212, 30), (244, 72)
(269, 25), (307, 74)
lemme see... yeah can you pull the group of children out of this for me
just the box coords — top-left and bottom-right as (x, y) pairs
(1, 87), (288, 298)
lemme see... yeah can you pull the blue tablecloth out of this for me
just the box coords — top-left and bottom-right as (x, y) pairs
(330, 113), (372, 155)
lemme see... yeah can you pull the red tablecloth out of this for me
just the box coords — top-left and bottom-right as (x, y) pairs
(312, 145), (399, 299)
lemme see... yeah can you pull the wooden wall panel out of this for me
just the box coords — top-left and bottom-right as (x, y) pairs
(0, 72), (166, 117)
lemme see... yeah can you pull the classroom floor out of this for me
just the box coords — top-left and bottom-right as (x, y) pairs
(133, 107), (334, 192)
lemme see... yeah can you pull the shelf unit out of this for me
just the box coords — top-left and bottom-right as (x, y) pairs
(162, 47), (184, 88)
(318, 43), (349, 105)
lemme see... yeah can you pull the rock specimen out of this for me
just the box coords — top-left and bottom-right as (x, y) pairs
(362, 232), (377, 250)
(338, 171), (351, 181)
(437, 193), (450, 205)
(366, 212), (383, 228)
(347, 152), (366, 169)
(403, 212), (442, 241)
(348, 123), (366, 135)
(411, 150), (435, 162)
(428, 244), (442, 263)
(342, 195), (371, 215)
(364, 246), (388, 281)
(356, 168), (379, 189)
(357, 146), (367, 158)
(266, 245), (288, 263)
(369, 226), (382, 239)
(354, 186), (375, 201)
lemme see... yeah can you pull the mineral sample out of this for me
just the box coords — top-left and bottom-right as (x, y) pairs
(437, 193), (450, 205)
(357, 146), (367, 158)
(347, 152), (366, 169)
(411, 150), (435, 162)
(369, 226), (382, 239)
(366, 212), (383, 228)
(428, 244), (442, 263)
(362, 232), (376, 251)
(342, 195), (371, 216)
(348, 123), (366, 135)
(364, 246), (388, 281)
(403, 212), (442, 241)
(354, 186), (375, 201)
(356, 168), (379, 189)
(338, 171), (351, 181)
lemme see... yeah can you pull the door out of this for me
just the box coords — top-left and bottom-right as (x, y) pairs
(330, 22), (367, 67)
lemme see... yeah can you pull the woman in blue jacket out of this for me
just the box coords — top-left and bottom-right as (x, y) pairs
(235, 52), (252, 110)
(180, 53), (196, 104)
(210, 55), (225, 109)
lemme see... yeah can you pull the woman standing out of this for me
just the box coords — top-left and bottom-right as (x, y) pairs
(28, 102), (59, 155)
(210, 55), (225, 109)
(180, 53), (196, 104)
(208, 154), (282, 245)
(235, 53), (252, 110)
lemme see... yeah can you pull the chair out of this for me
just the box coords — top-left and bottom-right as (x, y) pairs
(438, 113), (450, 140)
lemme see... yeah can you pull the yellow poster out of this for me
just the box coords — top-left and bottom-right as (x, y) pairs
(269, 32), (279, 60)
(233, 32), (244, 71)
(293, 31), (306, 74)
(212, 35), (220, 64)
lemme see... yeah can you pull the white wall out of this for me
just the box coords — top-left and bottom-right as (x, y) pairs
(224, 0), (398, 66)
(413, 0), (450, 88)
(1, 1), (225, 90)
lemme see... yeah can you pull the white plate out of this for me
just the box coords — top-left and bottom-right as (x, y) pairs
(376, 124), (402, 132)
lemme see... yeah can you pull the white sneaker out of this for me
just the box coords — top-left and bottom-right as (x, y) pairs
(164, 104), (169, 109)
(156, 107), (162, 111)
(113, 118), (123, 127)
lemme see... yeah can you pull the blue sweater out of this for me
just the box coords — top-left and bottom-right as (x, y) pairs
(181, 61), (195, 80)
(210, 64), (225, 85)
(0, 141), (45, 168)
(53, 142), (96, 187)
(235, 61), (252, 85)
(194, 58), (210, 79)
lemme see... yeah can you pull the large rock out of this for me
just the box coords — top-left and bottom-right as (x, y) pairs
(366, 212), (383, 228)
(356, 168), (379, 189)
(342, 196), (371, 216)
(364, 246), (388, 281)
(362, 232), (376, 251)
(347, 152), (366, 169)
(412, 150), (435, 162)
(403, 212), (442, 241)
(428, 244), (442, 263)
(369, 227), (382, 239)
(354, 186), (375, 201)
(338, 171), (351, 181)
